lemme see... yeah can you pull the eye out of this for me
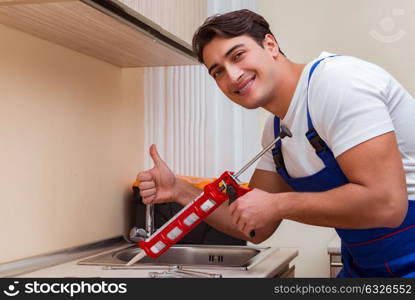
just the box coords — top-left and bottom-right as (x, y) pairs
(233, 51), (244, 61)
(213, 69), (223, 79)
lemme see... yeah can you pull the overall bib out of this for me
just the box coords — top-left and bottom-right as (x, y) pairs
(271, 55), (415, 277)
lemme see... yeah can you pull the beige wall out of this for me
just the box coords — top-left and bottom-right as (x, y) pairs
(258, 0), (415, 277)
(0, 24), (144, 263)
(258, 0), (415, 94)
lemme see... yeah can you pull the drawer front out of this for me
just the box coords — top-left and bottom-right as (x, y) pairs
(330, 254), (342, 263)
(330, 254), (342, 277)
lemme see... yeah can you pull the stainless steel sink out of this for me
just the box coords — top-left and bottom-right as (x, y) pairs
(78, 244), (275, 270)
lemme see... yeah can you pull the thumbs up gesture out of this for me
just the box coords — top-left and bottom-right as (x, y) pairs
(137, 144), (177, 204)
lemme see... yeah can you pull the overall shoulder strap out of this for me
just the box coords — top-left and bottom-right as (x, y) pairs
(306, 54), (340, 153)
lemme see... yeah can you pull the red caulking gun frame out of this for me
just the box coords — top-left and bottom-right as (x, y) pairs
(127, 125), (292, 265)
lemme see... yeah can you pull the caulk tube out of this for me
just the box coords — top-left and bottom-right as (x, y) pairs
(138, 191), (212, 259)
(138, 171), (241, 259)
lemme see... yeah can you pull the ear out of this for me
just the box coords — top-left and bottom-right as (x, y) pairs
(262, 34), (280, 59)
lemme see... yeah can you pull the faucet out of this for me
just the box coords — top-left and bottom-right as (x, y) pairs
(145, 203), (155, 237)
(129, 203), (155, 242)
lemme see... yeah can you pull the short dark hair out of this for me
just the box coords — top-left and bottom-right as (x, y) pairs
(192, 9), (285, 64)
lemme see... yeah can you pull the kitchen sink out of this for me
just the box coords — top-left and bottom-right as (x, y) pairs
(78, 244), (275, 270)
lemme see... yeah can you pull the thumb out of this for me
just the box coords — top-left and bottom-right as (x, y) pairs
(149, 144), (165, 167)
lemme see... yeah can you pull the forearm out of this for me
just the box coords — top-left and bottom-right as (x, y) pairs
(173, 178), (202, 206)
(279, 182), (406, 229)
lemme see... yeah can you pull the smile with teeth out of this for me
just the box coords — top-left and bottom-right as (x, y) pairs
(234, 76), (255, 95)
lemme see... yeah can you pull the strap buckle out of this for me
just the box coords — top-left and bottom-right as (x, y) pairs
(306, 129), (328, 153)
(272, 147), (286, 170)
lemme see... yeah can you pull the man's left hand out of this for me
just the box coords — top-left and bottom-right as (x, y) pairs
(228, 188), (281, 237)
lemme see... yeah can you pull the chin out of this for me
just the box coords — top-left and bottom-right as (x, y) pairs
(227, 94), (260, 109)
(240, 95), (265, 109)
(240, 102), (261, 109)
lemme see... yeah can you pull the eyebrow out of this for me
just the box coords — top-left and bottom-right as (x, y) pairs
(208, 44), (245, 75)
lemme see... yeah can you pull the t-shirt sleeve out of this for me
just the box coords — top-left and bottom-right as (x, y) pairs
(309, 58), (394, 157)
(256, 115), (277, 172)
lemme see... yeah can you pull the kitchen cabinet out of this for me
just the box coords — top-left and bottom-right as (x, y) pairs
(329, 253), (342, 278)
(0, 0), (198, 67)
(327, 235), (342, 277)
(118, 0), (207, 45)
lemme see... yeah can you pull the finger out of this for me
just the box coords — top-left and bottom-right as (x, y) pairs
(239, 222), (247, 234)
(140, 188), (156, 198)
(228, 202), (237, 217)
(237, 212), (249, 233)
(229, 202), (244, 224)
(149, 144), (165, 168)
(238, 221), (247, 234)
(243, 223), (253, 237)
(142, 195), (156, 204)
(139, 181), (155, 190)
(138, 171), (153, 182)
(229, 202), (237, 219)
(232, 210), (242, 230)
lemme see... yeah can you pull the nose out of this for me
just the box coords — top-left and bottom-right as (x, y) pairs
(226, 64), (243, 83)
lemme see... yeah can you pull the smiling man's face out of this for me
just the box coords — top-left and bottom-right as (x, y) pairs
(202, 34), (280, 109)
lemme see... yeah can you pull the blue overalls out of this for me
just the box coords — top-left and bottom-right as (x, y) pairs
(271, 55), (415, 277)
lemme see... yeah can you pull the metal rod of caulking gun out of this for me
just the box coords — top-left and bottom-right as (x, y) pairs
(232, 124), (292, 181)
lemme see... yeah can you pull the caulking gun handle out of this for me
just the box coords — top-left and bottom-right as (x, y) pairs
(226, 185), (238, 204)
(226, 185), (251, 204)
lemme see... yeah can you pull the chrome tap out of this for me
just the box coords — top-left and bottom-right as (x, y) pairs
(129, 203), (155, 242)
(145, 203), (154, 237)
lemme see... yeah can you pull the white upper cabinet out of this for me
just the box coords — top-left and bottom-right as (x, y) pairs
(0, 0), (203, 67)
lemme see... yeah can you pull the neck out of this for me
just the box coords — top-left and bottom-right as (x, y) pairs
(263, 58), (306, 119)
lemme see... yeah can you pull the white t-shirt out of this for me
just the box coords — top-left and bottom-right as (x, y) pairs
(257, 52), (415, 199)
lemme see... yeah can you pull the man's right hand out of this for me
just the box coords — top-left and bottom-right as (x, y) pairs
(137, 144), (177, 204)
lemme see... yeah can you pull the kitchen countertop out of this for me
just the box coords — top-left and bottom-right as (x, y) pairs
(17, 243), (298, 278)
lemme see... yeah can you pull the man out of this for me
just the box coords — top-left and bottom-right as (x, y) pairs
(137, 9), (415, 277)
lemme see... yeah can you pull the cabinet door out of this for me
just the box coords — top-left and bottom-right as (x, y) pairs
(119, 0), (207, 45)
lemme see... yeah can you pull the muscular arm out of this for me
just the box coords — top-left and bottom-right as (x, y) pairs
(230, 132), (408, 238)
(282, 131), (407, 228)
(173, 169), (292, 243)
